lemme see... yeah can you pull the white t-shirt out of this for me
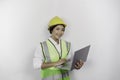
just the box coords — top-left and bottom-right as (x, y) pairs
(33, 37), (72, 70)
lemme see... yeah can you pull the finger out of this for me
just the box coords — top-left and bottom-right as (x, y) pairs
(79, 60), (84, 65)
(78, 61), (82, 65)
(75, 65), (81, 69)
(77, 63), (83, 68)
(77, 63), (81, 67)
(80, 60), (84, 63)
(74, 64), (79, 69)
(77, 62), (80, 65)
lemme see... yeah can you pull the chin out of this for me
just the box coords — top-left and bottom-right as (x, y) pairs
(56, 36), (61, 40)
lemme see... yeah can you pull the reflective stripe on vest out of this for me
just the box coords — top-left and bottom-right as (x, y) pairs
(40, 39), (71, 79)
(40, 41), (51, 62)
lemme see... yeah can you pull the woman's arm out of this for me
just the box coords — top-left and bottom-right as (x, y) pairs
(33, 46), (43, 70)
(41, 58), (67, 69)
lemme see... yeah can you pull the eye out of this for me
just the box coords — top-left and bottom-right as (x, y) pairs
(56, 28), (60, 30)
(62, 28), (65, 31)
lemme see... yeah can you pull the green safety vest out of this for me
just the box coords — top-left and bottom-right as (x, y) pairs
(40, 39), (71, 80)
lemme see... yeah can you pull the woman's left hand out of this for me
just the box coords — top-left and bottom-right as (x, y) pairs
(74, 60), (84, 69)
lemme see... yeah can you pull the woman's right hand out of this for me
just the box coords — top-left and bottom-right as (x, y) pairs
(55, 58), (67, 66)
(41, 58), (67, 69)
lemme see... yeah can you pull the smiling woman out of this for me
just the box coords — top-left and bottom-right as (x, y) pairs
(33, 16), (84, 80)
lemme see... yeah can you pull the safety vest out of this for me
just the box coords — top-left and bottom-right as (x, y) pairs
(40, 39), (71, 80)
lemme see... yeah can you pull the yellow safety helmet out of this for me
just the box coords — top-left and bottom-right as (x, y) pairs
(48, 16), (67, 30)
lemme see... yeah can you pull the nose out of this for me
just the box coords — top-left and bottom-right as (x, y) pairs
(58, 30), (64, 34)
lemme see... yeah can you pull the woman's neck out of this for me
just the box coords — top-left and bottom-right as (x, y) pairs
(51, 36), (59, 44)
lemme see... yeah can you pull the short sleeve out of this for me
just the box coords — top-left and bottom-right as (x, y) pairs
(33, 45), (44, 70)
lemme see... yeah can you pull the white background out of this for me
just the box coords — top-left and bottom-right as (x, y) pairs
(0, 0), (120, 80)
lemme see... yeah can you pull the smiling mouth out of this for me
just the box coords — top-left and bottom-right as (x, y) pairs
(57, 35), (62, 37)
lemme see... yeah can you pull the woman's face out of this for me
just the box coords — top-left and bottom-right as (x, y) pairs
(51, 25), (65, 40)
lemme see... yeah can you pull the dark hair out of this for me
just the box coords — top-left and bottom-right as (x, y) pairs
(49, 24), (65, 34)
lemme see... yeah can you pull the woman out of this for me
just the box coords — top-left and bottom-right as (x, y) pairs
(33, 16), (84, 80)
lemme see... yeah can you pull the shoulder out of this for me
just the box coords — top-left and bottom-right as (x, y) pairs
(40, 39), (48, 44)
(61, 39), (71, 44)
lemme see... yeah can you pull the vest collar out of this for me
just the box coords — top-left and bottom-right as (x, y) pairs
(49, 37), (61, 45)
